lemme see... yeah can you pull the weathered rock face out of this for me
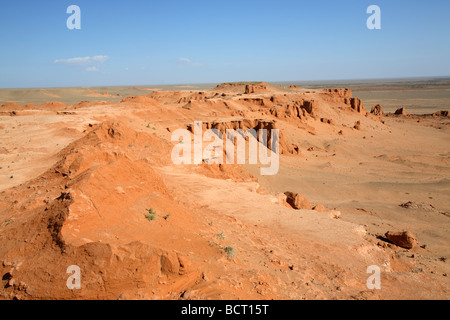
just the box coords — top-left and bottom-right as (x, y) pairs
(325, 88), (353, 98)
(177, 91), (207, 103)
(284, 191), (312, 210)
(385, 231), (418, 249)
(394, 107), (408, 115)
(268, 99), (316, 120)
(186, 119), (300, 155)
(320, 89), (367, 115)
(371, 104), (384, 116)
(345, 97), (367, 115)
(240, 97), (272, 107)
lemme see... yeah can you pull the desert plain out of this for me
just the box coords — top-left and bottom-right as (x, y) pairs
(0, 79), (449, 300)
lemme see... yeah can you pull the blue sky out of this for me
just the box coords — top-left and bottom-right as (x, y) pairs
(0, 0), (449, 88)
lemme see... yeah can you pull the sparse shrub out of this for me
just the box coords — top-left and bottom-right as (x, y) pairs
(163, 214), (170, 220)
(145, 208), (157, 221)
(217, 232), (225, 240)
(208, 240), (219, 247)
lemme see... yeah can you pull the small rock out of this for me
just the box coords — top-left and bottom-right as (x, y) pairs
(385, 231), (418, 249)
(6, 278), (15, 288)
(284, 191), (312, 210)
(312, 204), (327, 212)
(329, 210), (341, 219)
(394, 107), (408, 115)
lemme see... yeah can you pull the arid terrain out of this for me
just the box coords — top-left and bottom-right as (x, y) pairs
(0, 81), (449, 300)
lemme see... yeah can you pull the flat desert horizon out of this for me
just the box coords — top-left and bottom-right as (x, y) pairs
(2, 77), (450, 115)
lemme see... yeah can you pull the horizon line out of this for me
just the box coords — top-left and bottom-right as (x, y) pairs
(1, 75), (450, 90)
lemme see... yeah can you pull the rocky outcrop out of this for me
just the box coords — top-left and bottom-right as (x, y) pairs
(371, 104), (383, 116)
(394, 107), (408, 115)
(345, 97), (367, 115)
(434, 110), (449, 117)
(320, 89), (367, 115)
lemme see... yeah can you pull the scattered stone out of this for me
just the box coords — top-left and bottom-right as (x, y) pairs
(320, 118), (335, 125)
(385, 231), (418, 249)
(353, 121), (361, 130)
(312, 204), (327, 212)
(377, 241), (388, 248)
(7, 278), (15, 287)
(284, 191), (312, 210)
(329, 210), (341, 219)
(394, 107), (408, 115)
(399, 201), (436, 211)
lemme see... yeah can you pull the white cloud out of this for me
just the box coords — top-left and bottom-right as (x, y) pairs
(54, 55), (109, 65)
(86, 66), (99, 72)
(179, 57), (203, 67)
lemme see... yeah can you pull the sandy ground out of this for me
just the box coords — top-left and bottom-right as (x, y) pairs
(0, 82), (449, 300)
